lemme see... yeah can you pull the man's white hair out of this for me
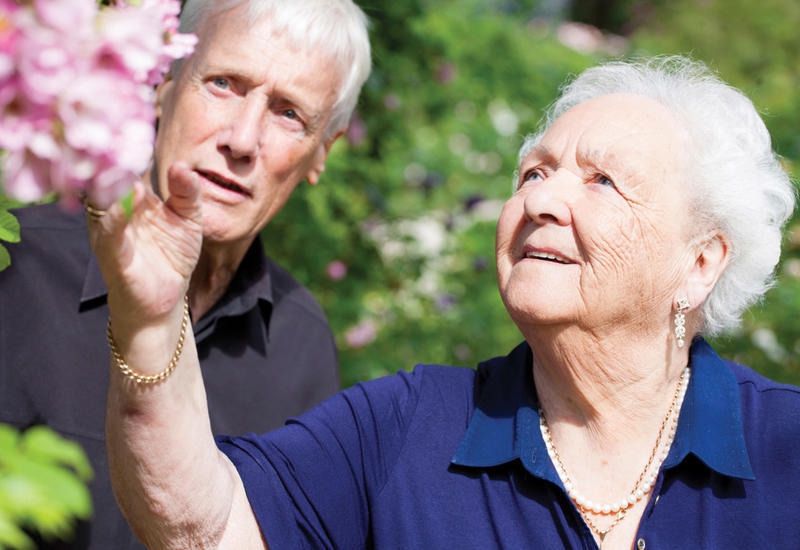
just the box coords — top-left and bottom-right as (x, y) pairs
(174, 0), (371, 139)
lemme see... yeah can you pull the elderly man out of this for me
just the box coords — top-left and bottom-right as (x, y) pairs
(0, 0), (370, 548)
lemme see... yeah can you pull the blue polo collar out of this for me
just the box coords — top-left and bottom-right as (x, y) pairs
(451, 338), (754, 483)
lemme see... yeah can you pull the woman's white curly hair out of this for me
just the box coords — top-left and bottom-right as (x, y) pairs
(519, 55), (797, 335)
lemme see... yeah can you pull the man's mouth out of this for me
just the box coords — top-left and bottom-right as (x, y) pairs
(197, 170), (251, 197)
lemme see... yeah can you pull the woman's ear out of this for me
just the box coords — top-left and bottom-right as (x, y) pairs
(685, 232), (730, 311)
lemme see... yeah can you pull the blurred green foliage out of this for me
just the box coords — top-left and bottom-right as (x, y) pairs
(0, 424), (93, 549)
(627, 0), (800, 160)
(622, 0), (800, 383)
(266, 0), (600, 385)
(0, 196), (21, 272)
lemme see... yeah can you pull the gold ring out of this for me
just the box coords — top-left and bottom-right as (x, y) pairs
(82, 199), (106, 220)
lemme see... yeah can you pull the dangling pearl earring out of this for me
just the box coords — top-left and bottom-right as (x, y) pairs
(674, 297), (690, 348)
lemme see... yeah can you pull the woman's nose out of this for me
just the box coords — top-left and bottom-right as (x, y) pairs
(522, 168), (579, 226)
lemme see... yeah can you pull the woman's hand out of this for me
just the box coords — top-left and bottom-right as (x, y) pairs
(87, 162), (202, 332)
(89, 163), (261, 548)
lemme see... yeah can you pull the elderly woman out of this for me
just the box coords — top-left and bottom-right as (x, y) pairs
(89, 56), (800, 549)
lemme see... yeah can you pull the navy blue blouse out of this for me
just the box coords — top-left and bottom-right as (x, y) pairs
(219, 339), (800, 549)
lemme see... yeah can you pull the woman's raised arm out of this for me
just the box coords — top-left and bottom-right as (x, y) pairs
(87, 162), (266, 549)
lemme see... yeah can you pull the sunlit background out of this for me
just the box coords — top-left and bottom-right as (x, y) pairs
(266, 0), (800, 387)
(2, 1), (799, 544)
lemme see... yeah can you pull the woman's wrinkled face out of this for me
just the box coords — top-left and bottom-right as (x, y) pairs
(496, 93), (696, 336)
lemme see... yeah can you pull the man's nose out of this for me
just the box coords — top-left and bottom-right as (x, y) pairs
(220, 97), (265, 162)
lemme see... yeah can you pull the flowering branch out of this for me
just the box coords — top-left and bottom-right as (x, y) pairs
(0, 1), (196, 543)
(0, 0), (197, 210)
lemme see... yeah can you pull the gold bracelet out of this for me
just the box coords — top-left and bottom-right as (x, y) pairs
(106, 296), (190, 385)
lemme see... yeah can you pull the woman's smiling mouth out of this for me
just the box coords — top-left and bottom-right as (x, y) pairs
(523, 248), (571, 264)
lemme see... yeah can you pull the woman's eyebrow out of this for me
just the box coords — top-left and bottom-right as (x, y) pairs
(523, 143), (557, 166)
(581, 147), (630, 175)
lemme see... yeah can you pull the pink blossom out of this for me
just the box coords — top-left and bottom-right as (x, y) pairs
(556, 22), (627, 56)
(95, 0), (196, 86)
(2, 146), (54, 203)
(0, 0), (195, 208)
(383, 94), (400, 110)
(436, 61), (456, 84)
(344, 320), (378, 349)
(58, 72), (155, 165)
(346, 110), (367, 146)
(0, 1), (21, 80)
(0, 94), (45, 150)
(96, 8), (166, 84)
(33, 0), (96, 34)
(326, 260), (348, 281)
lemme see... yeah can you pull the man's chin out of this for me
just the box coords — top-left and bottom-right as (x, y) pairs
(200, 214), (237, 243)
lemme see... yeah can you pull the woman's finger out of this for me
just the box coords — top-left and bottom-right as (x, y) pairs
(164, 161), (202, 226)
(85, 193), (127, 264)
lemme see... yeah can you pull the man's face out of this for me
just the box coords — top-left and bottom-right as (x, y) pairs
(148, 4), (343, 247)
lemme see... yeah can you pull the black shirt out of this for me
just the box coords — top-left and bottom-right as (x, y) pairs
(0, 203), (339, 549)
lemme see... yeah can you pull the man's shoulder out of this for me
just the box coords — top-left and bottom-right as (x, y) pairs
(13, 202), (87, 231)
(2, 203), (91, 287)
(262, 254), (327, 322)
(8, 203), (89, 257)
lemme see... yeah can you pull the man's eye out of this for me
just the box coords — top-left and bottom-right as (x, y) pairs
(282, 109), (298, 120)
(212, 78), (230, 90)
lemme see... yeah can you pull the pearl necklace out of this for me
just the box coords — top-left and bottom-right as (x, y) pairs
(539, 367), (690, 545)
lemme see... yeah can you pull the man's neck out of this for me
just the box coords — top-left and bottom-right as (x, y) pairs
(188, 237), (255, 321)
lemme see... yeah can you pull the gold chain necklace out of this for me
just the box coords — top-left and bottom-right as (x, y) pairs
(538, 367), (690, 547)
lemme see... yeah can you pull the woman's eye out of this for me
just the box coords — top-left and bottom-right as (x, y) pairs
(594, 174), (615, 188)
(518, 168), (544, 189)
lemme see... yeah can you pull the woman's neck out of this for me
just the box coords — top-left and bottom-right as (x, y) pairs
(528, 325), (692, 550)
(528, 324), (689, 431)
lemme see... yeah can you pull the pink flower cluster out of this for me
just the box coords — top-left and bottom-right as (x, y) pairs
(0, 0), (196, 209)
(344, 319), (378, 349)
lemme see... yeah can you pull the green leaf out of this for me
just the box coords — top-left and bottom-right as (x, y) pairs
(121, 189), (134, 218)
(3, 461), (92, 532)
(0, 459), (92, 541)
(0, 424), (20, 451)
(0, 243), (10, 271)
(0, 510), (36, 550)
(0, 209), (20, 244)
(22, 426), (94, 482)
(0, 424), (93, 544)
